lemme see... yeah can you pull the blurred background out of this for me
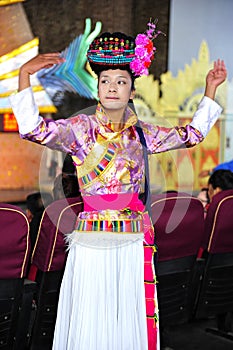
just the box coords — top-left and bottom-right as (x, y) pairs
(0, 0), (233, 202)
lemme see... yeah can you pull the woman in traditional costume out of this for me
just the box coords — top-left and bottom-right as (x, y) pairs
(10, 20), (226, 350)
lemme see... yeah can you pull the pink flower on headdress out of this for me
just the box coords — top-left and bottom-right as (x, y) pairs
(130, 58), (149, 76)
(135, 46), (148, 57)
(135, 34), (149, 46)
(130, 18), (164, 77)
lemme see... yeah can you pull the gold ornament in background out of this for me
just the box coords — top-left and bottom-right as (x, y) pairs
(134, 41), (227, 193)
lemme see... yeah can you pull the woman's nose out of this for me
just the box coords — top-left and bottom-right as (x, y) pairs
(109, 82), (117, 91)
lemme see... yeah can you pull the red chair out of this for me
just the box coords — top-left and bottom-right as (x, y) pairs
(0, 203), (31, 349)
(28, 196), (83, 350)
(151, 192), (205, 327)
(194, 189), (233, 341)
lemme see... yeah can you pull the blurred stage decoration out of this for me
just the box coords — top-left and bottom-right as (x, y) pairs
(37, 18), (102, 105)
(0, 37), (57, 116)
(0, 0), (231, 196)
(0, 15), (102, 117)
(0, 1), (103, 196)
(0, 1), (57, 115)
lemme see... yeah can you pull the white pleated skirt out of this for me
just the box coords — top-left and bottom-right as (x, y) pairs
(52, 232), (148, 350)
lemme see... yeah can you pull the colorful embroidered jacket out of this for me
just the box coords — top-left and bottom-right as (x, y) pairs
(10, 87), (222, 198)
(9, 87), (223, 350)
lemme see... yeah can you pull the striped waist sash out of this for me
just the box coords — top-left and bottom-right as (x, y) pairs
(76, 193), (145, 234)
(76, 218), (143, 233)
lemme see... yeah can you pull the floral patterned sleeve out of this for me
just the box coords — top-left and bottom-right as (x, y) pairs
(20, 115), (92, 156)
(141, 122), (203, 154)
(140, 96), (222, 154)
(9, 87), (95, 157)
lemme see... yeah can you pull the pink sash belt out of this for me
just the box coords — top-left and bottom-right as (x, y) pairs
(83, 193), (145, 212)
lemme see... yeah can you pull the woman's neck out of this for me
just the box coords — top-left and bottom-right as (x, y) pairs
(105, 107), (126, 131)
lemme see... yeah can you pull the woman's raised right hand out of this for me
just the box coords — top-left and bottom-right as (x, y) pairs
(19, 53), (65, 91)
(20, 53), (65, 75)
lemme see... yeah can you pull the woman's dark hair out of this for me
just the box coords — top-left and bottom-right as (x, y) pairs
(26, 191), (53, 215)
(208, 169), (233, 190)
(199, 187), (210, 204)
(62, 154), (76, 175)
(53, 173), (80, 200)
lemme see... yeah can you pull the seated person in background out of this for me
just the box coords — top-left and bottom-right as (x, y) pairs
(62, 153), (77, 175)
(207, 169), (233, 202)
(162, 190), (178, 194)
(52, 173), (82, 201)
(26, 191), (53, 250)
(198, 170), (233, 258)
(197, 187), (210, 217)
(199, 159), (233, 178)
(53, 154), (82, 200)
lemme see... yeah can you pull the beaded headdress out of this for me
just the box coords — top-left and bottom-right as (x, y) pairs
(87, 19), (163, 77)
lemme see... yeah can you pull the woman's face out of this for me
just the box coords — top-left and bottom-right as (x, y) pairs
(98, 69), (135, 112)
(197, 190), (208, 207)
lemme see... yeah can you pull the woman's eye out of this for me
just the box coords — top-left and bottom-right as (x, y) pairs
(118, 80), (126, 84)
(101, 80), (109, 84)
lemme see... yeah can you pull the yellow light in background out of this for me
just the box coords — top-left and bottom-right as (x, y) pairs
(0, 0), (25, 6)
(3, 113), (18, 131)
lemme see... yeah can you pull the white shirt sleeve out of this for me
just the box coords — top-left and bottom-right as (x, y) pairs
(9, 87), (43, 135)
(190, 96), (222, 137)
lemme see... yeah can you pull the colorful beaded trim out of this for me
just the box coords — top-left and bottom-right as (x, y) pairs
(75, 218), (143, 233)
(88, 51), (135, 65)
(87, 36), (135, 65)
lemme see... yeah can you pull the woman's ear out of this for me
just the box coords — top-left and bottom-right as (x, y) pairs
(26, 209), (33, 223)
(214, 187), (222, 196)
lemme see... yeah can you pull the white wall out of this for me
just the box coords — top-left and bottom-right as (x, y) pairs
(168, 0), (233, 162)
(168, 0), (233, 80)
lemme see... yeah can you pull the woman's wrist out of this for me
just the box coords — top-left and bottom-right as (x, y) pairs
(18, 67), (30, 92)
(204, 84), (217, 100)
